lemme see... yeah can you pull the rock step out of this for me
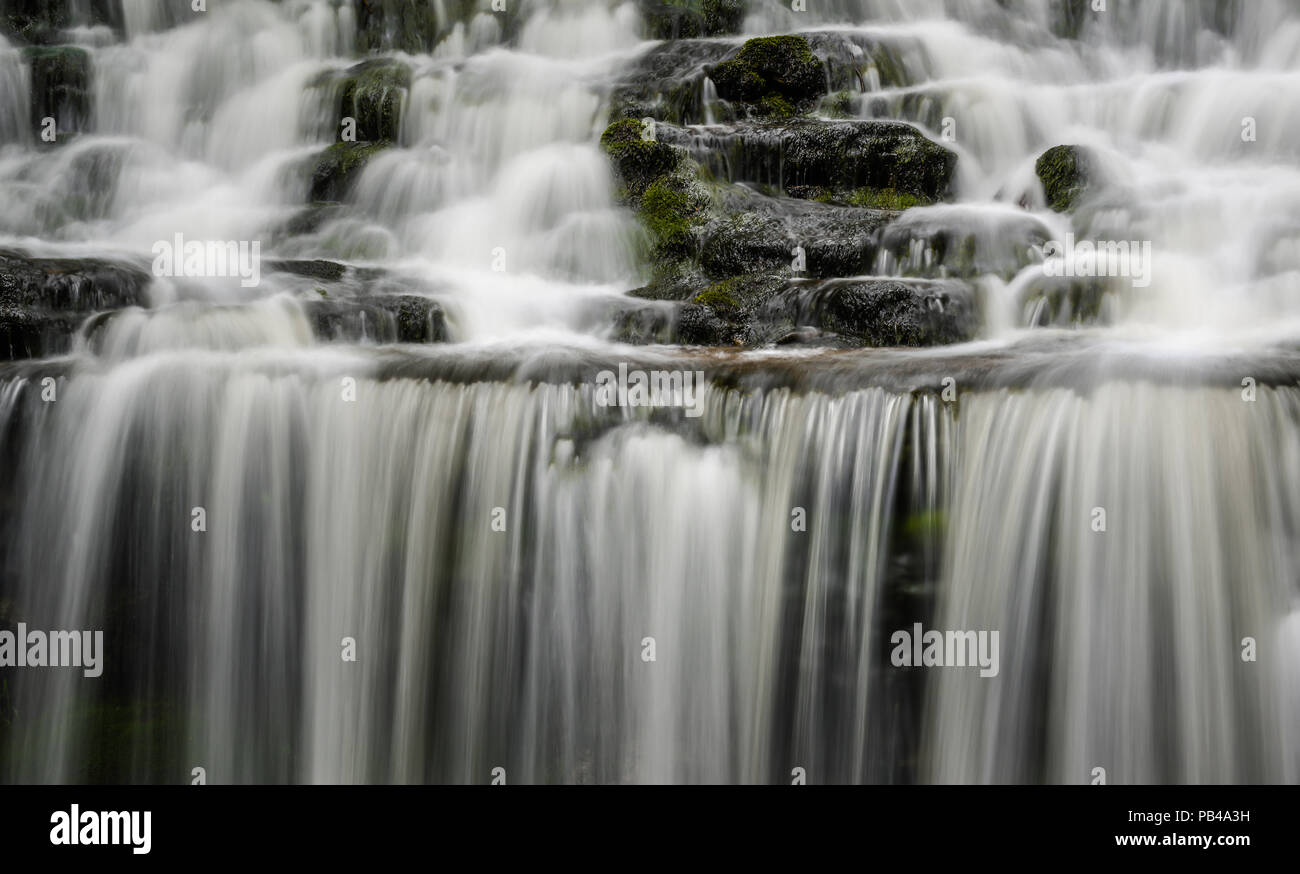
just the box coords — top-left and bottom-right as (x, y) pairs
(0, 251), (448, 360)
(656, 119), (957, 202)
(619, 275), (975, 349)
(611, 30), (930, 126)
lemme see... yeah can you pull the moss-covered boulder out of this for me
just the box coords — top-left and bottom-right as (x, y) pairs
(305, 141), (389, 203)
(1035, 144), (1092, 212)
(640, 0), (746, 40)
(600, 117), (682, 197)
(25, 45), (91, 139)
(314, 59), (411, 143)
(709, 35), (826, 114)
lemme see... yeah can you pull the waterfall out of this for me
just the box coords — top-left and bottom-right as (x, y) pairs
(1, 0), (1298, 784)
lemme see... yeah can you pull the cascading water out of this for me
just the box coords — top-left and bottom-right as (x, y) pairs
(0, 0), (1297, 785)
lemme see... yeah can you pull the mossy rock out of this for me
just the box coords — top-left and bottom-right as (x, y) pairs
(839, 187), (930, 210)
(315, 59), (411, 143)
(640, 175), (710, 255)
(640, 0), (746, 40)
(306, 141), (390, 203)
(600, 118), (682, 197)
(24, 45), (92, 137)
(675, 119), (956, 201)
(1035, 144), (1091, 212)
(710, 35), (827, 108)
(692, 281), (740, 314)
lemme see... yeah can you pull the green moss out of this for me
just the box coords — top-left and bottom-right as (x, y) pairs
(1035, 144), (1089, 212)
(642, 177), (696, 250)
(23, 45), (91, 135)
(822, 90), (854, 118)
(901, 508), (947, 541)
(338, 60), (410, 142)
(600, 118), (681, 197)
(845, 187), (929, 210)
(710, 35), (826, 106)
(641, 0), (746, 39)
(693, 277), (741, 312)
(758, 93), (796, 118)
(307, 141), (389, 203)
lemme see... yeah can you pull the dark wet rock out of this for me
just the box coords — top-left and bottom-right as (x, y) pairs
(776, 278), (975, 347)
(353, 0), (522, 54)
(803, 31), (919, 92)
(259, 259), (449, 345)
(0, 309), (77, 359)
(0, 249), (151, 360)
(608, 38), (736, 127)
(874, 208), (1053, 280)
(700, 187), (893, 279)
(675, 300), (741, 345)
(356, 0), (433, 53)
(306, 294), (445, 344)
(1020, 275), (1112, 327)
(304, 141), (389, 203)
(633, 274), (974, 349)
(676, 271), (787, 345)
(600, 297), (677, 344)
(270, 203), (349, 241)
(657, 119), (957, 201)
(1035, 144), (1092, 212)
(639, 0), (745, 40)
(263, 259), (348, 282)
(610, 30), (923, 126)
(626, 259), (711, 302)
(25, 45), (91, 139)
(1, 0), (121, 45)
(311, 58), (410, 143)
(0, 250), (150, 312)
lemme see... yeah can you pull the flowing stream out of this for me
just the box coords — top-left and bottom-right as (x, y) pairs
(0, 0), (1298, 783)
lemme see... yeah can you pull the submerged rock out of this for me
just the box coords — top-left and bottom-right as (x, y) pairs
(312, 58), (410, 144)
(0, 309), (78, 359)
(609, 38), (735, 126)
(306, 294), (445, 344)
(639, 0), (745, 40)
(783, 278), (975, 347)
(25, 45), (91, 139)
(1035, 144), (1092, 212)
(305, 141), (389, 203)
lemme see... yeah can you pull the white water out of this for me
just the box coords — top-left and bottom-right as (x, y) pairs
(1, 0), (1299, 784)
